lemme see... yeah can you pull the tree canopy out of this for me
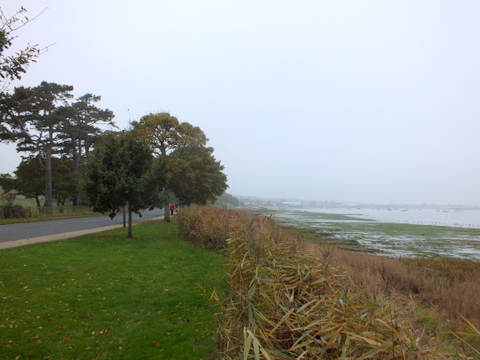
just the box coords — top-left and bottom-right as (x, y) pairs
(0, 81), (74, 209)
(131, 112), (228, 220)
(0, 156), (44, 207)
(168, 146), (228, 206)
(0, 6), (47, 91)
(83, 133), (167, 237)
(0, 82), (115, 209)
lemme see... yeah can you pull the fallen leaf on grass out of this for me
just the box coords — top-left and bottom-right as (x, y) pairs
(153, 341), (161, 347)
(92, 329), (108, 335)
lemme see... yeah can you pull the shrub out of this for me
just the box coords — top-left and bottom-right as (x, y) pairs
(177, 205), (245, 249)
(0, 203), (32, 218)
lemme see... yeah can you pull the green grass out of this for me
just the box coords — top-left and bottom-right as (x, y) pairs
(0, 221), (227, 360)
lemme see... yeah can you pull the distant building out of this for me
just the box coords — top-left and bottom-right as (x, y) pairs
(282, 201), (302, 208)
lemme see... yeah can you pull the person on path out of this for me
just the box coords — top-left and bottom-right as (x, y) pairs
(169, 203), (175, 216)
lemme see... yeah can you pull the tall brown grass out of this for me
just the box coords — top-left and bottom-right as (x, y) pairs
(177, 206), (478, 359)
(314, 246), (480, 324)
(313, 245), (480, 357)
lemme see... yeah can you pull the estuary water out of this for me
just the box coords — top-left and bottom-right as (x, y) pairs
(304, 208), (480, 228)
(268, 207), (480, 260)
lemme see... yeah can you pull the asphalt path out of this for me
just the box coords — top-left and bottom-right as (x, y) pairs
(0, 208), (164, 243)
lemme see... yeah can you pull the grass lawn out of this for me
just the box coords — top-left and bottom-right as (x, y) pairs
(0, 221), (228, 360)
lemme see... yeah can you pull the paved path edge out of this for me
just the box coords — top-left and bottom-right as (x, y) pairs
(0, 216), (164, 250)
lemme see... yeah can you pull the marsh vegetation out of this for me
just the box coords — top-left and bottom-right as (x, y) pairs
(178, 206), (480, 359)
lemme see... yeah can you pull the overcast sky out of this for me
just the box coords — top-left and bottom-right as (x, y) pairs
(1, 1), (479, 205)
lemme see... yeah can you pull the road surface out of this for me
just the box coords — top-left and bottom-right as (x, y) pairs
(0, 208), (164, 249)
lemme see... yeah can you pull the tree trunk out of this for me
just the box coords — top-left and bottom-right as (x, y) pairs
(123, 205), (126, 227)
(44, 130), (53, 213)
(72, 137), (82, 206)
(71, 138), (78, 206)
(127, 203), (133, 238)
(164, 202), (170, 222)
(164, 190), (170, 222)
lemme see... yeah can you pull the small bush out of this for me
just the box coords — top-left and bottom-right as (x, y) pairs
(177, 205), (246, 249)
(0, 204), (32, 219)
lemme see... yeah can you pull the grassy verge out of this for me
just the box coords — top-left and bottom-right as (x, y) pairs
(0, 203), (100, 226)
(0, 220), (227, 360)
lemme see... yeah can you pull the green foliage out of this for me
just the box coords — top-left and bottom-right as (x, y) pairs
(0, 202), (97, 225)
(51, 157), (78, 205)
(0, 156), (44, 206)
(169, 146), (228, 206)
(0, 155), (79, 208)
(0, 203), (31, 218)
(131, 112), (228, 210)
(0, 221), (227, 359)
(0, 173), (17, 193)
(0, 81), (75, 209)
(83, 133), (167, 237)
(0, 81), (74, 144)
(215, 192), (241, 207)
(1, 82), (116, 209)
(58, 93), (116, 174)
(0, 7), (44, 90)
(130, 112), (184, 156)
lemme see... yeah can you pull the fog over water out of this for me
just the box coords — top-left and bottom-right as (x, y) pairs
(1, 1), (479, 206)
(306, 208), (480, 228)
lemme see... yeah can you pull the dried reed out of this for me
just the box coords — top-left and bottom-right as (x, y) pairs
(177, 206), (468, 359)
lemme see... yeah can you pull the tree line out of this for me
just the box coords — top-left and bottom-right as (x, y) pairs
(0, 82), (228, 234)
(0, 83), (116, 208)
(0, 7), (228, 236)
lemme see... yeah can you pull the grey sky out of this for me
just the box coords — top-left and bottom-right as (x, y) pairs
(1, 1), (479, 205)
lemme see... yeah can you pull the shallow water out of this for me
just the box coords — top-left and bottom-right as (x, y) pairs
(266, 207), (480, 260)
(306, 207), (480, 228)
